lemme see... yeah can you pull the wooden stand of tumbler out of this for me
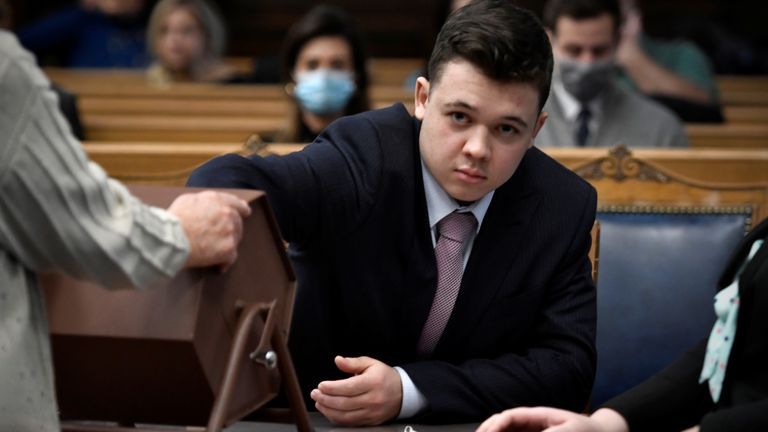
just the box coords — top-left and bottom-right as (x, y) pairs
(42, 186), (313, 432)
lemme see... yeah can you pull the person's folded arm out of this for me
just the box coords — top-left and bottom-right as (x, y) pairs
(697, 399), (768, 431)
(602, 342), (713, 432)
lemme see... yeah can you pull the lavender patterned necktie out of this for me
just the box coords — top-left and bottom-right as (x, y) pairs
(417, 211), (478, 355)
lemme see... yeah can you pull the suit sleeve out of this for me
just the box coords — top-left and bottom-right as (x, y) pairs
(699, 399), (768, 431)
(403, 183), (598, 422)
(602, 341), (714, 431)
(0, 34), (188, 290)
(187, 115), (383, 245)
(669, 122), (689, 148)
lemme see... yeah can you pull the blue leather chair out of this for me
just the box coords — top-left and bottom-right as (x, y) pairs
(591, 210), (750, 406)
(571, 145), (768, 408)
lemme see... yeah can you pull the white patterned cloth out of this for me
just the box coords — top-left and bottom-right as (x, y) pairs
(699, 239), (764, 402)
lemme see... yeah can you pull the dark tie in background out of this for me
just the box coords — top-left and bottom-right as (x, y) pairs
(417, 211), (478, 355)
(576, 107), (591, 147)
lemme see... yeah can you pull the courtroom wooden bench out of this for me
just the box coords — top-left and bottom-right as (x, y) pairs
(46, 68), (768, 110)
(81, 113), (767, 147)
(223, 56), (255, 75)
(369, 58), (423, 86)
(47, 57), (424, 89)
(259, 144), (768, 184)
(723, 106), (768, 124)
(717, 75), (768, 107)
(82, 114), (285, 142)
(83, 142), (768, 187)
(52, 68), (766, 148)
(79, 97), (291, 118)
(46, 68), (414, 106)
(545, 147), (768, 183)
(717, 75), (768, 93)
(686, 123), (768, 148)
(720, 90), (768, 107)
(83, 141), (249, 185)
(82, 142), (305, 185)
(77, 96), (412, 118)
(62, 80), (287, 100)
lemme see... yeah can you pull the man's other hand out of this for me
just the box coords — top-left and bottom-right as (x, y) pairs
(168, 191), (251, 270)
(476, 407), (629, 432)
(311, 356), (402, 426)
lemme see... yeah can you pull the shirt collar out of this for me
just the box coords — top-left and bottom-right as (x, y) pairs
(421, 159), (493, 233)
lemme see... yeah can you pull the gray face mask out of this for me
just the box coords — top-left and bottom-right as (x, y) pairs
(556, 58), (616, 103)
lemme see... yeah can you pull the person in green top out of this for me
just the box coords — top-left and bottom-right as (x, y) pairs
(615, 0), (722, 122)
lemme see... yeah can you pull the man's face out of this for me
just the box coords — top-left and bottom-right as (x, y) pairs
(414, 60), (547, 203)
(550, 14), (616, 63)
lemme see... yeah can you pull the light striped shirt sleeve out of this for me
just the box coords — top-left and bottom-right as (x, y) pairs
(0, 31), (189, 290)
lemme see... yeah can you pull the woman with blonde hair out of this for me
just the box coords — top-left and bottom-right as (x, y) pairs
(146, 0), (235, 84)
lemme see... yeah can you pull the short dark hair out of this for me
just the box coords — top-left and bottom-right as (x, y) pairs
(281, 5), (370, 114)
(427, 0), (554, 112)
(543, 0), (622, 36)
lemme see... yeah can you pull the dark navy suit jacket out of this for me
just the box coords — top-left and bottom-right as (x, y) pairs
(188, 104), (597, 423)
(604, 216), (768, 431)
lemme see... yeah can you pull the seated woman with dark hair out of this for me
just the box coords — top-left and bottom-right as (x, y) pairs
(145, 0), (235, 84)
(278, 4), (370, 143)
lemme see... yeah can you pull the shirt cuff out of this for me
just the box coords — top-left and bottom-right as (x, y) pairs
(394, 366), (428, 419)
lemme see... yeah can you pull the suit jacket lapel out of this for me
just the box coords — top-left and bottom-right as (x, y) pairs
(399, 120), (440, 352)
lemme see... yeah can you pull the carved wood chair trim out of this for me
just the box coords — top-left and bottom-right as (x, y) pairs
(572, 145), (768, 192)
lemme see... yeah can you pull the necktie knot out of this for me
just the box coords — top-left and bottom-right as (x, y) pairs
(437, 212), (477, 244)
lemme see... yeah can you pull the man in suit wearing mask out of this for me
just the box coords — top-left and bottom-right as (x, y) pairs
(535, 0), (688, 149)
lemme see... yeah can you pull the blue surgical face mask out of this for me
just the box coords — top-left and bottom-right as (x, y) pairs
(293, 69), (356, 116)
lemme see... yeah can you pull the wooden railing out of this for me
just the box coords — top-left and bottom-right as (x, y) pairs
(82, 142), (768, 187)
(42, 67), (768, 149)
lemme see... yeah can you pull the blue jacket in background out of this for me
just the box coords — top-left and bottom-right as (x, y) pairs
(18, 6), (149, 68)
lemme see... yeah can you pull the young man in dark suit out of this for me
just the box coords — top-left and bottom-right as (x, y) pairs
(188, 0), (597, 426)
(477, 217), (768, 431)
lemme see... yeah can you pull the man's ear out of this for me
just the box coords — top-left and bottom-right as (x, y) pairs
(530, 111), (549, 148)
(414, 77), (430, 120)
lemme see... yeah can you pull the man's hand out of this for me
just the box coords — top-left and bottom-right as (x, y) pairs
(311, 356), (402, 426)
(167, 191), (251, 270)
(476, 407), (629, 432)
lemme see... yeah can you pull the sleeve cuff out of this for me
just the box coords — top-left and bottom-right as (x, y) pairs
(394, 366), (428, 419)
